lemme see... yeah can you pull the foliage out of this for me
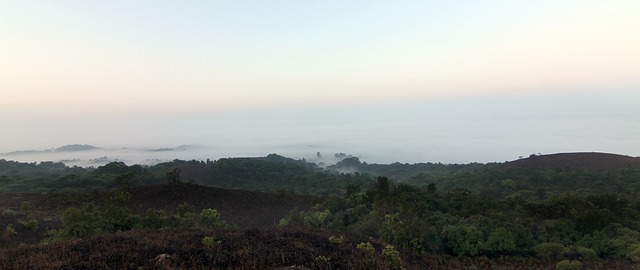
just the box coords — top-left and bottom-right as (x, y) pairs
(201, 236), (221, 249)
(142, 209), (169, 229)
(328, 235), (344, 246)
(555, 260), (581, 270)
(627, 244), (640, 263)
(485, 227), (516, 255)
(356, 242), (376, 258)
(382, 245), (404, 270)
(535, 242), (566, 261)
(2, 208), (17, 217)
(199, 208), (233, 229)
(19, 220), (39, 232)
(19, 202), (32, 215)
(0, 159), (158, 193)
(5, 224), (16, 236)
(1, 153), (640, 267)
(303, 208), (331, 228)
(0, 229), (407, 269)
(175, 155), (373, 196)
(445, 224), (484, 256)
(165, 167), (182, 184)
(356, 242), (377, 269)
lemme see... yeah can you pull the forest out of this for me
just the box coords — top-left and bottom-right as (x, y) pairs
(1, 152), (640, 269)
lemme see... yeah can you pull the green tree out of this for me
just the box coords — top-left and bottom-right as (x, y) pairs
(303, 209), (331, 228)
(278, 208), (304, 227)
(114, 172), (139, 189)
(535, 242), (566, 261)
(426, 183), (437, 194)
(5, 224), (17, 236)
(555, 260), (581, 270)
(609, 227), (640, 259)
(61, 205), (101, 238)
(20, 219), (39, 232)
(166, 167), (182, 184)
(445, 224), (484, 256)
(175, 202), (196, 228)
(201, 236), (221, 249)
(143, 209), (169, 229)
(382, 245), (404, 270)
(199, 208), (224, 228)
(377, 177), (390, 198)
(380, 213), (423, 252)
(485, 227), (516, 255)
(101, 191), (140, 232)
(628, 244), (640, 263)
(20, 201), (32, 216)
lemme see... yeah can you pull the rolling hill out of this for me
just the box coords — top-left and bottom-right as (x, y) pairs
(502, 152), (640, 171)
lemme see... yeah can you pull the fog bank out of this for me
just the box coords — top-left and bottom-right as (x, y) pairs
(1, 91), (638, 166)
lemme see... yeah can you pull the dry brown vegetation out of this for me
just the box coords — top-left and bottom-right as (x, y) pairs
(0, 228), (388, 269)
(125, 183), (318, 228)
(1, 227), (633, 269)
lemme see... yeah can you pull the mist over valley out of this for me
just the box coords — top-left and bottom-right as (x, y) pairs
(2, 93), (638, 167)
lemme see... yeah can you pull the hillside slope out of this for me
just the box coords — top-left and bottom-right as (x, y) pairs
(502, 152), (640, 171)
(126, 183), (318, 228)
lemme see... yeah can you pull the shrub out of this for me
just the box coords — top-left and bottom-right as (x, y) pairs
(199, 208), (222, 228)
(356, 242), (376, 258)
(2, 208), (17, 217)
(303, 209), (331, 228)
(20, 219), (39, 232)
(627, 244), (640, 263)
(486, 227), (516, 255)
(201, 236), (221, 249)
(176, 202), (195, 218)
(575, 246), (597, 260)
(328, 235), (344, 246)
(535, 242), (566, 260)
(5, 224), (17, 236)
(173, 203), (197, 229)
(143, 209), (169, 229)
(61, 206), (101, 238)
(382, 245), (404, 270)
(20, 201), (32, 215)
(445, 224), (484, 256)
(555, 260), (581, 270)
(315, 255), (330, 263)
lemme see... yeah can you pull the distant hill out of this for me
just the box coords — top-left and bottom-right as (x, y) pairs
(502, 152), (640, 171)
(55, 144), (99, 152)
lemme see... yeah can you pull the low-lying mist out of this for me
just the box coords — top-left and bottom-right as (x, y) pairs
(1, 116), (637, 167)
(1, 91), (638, 166)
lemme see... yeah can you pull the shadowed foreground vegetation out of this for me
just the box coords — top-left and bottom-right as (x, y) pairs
(0, 228), (634, 269)
(0, 228), (398, 269)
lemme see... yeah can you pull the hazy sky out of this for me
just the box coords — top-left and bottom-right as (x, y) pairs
(1, 1), (639, 162)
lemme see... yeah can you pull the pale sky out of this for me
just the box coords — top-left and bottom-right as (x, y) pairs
(1, 1), (639, 162)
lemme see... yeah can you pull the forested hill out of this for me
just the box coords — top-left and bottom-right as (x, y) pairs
(1, 151), (639, 198)
(2, 152), (640, 269)
(327, 152), (640, 199)
(502, 152), (640, 171)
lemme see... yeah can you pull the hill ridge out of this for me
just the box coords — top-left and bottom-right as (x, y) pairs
(503, 152), (640, 171)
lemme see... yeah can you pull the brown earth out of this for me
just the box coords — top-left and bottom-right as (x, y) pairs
(501, 152), (640, 171)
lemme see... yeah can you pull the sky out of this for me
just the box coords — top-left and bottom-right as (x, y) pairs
(1, 1), (639, 164)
